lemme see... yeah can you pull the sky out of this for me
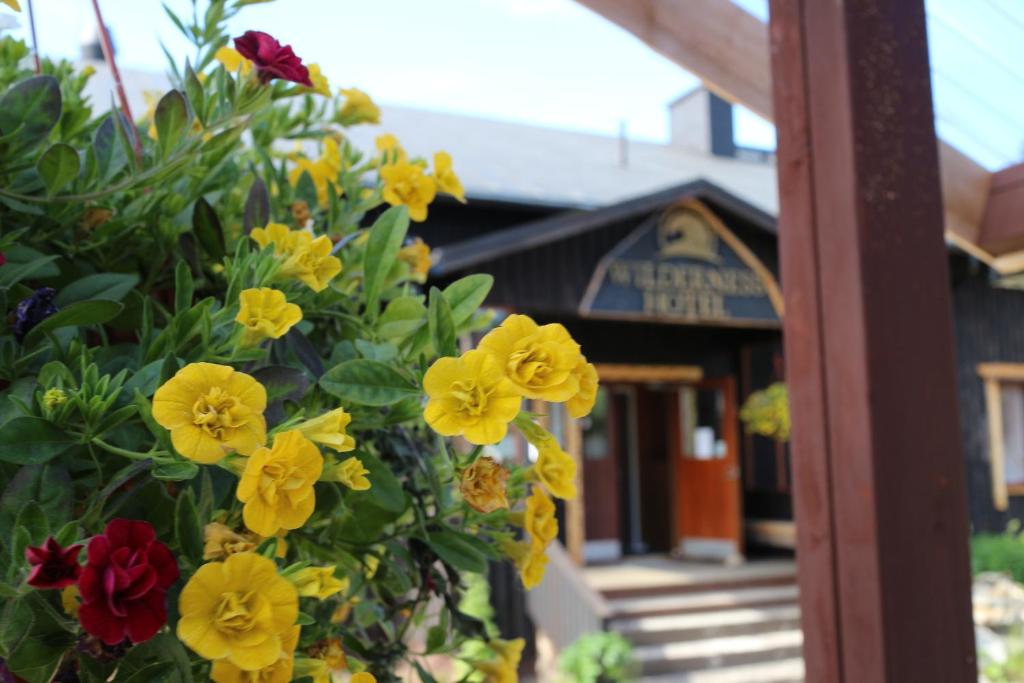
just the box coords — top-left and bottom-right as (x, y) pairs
(4, 0), (1022, 169)
(1, 0), (776, 149)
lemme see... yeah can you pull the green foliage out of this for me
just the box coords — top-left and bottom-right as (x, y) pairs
(973, 523), (1024, 583)
(558, 631), (636, 683)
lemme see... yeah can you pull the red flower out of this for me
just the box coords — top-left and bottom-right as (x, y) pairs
(234, 30), (312, 87)
(25, 537), (82, 589)
(78, 519), (179, 645)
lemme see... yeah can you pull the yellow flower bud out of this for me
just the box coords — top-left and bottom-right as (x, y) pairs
(288, 566), (347, 600)
(235, 287), (302, 346)
(333, 456), (371, 490)
(202, 522), (258, 561)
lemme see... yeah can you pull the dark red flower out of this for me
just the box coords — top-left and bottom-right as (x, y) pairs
(25, 537), (82, 590)
(234, 30), (312, 87)
(77, 519), (179, 646)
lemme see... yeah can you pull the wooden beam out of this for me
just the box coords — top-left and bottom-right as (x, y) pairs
(594, 363), (703, 384)
(573, 0), (993, 247)
(769, 0), (976, 680)
(979, 162), (1024, 255)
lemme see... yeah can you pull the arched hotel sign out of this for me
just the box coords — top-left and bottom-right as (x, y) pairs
(579, 199), (784, 327)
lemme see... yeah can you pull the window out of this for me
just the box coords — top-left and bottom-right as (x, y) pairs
(978, 363), (1024, 510)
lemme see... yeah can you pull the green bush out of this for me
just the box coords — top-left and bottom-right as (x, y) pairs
(973, 524), (1024, 583)
(558, 632), (635, 683)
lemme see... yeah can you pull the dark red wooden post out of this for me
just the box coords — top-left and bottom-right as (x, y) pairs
(768, 0), (977, 680)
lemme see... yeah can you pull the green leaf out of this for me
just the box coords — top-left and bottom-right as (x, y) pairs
(354, 339), (398, 363)
(174, 489), (203, 564)
(428, 286), (457, 358)
(243, 176), (270, 233)
(296, 612), (315, 625)
(0, 596), (34, 658)
(362, 206), (409, 320)
(174, 261), (193, 313)
(154, 90), (189, 159)
(192, 197), (225, 260)
(377, 296), (426, 340)
(320, 359), (419, 406)
(0, 417), (74, 465)
(0, 463), (72, 533)
(92, 114), (128, 181)
(25, 299), (123, 344)
(427, 529), (488, 573)
(184, 61), (205, 125)
(251, 365), (310, 403)
(120, 359), (164, 400)
(357, 450), (405, 514)
(54, 272), (139, 306)
(3, 594), (74, 683)
(443, 273), (494, 325)
(153, 460), (199, 481)
(425, 624), (447, 654)
(14, 501), (48, 546)
(36, 143), (80, 195)
(0, 76), (61, 152)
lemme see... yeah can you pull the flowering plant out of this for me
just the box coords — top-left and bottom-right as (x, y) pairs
(0, 1), (596, 681)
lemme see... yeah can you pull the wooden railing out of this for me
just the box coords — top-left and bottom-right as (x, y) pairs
(525, 541), (612, 652)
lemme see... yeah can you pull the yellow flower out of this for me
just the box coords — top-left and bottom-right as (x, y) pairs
(330, 599), (357, 624)
(532, 435), (578, 500)
(398, 238), (432, 282)
(423, 350), (522, 445)
(333, 456), (371, 491)
(295, 408), (355, 452)
(43, 388), (67, 409)
(380, 160), (437, 222)
(524, 486), (558, 545)
(352, 674), (377, 683)
(152, 362), (267, 464)
(235, 287), (302, 346)
(306, 63), (330, 97)
(211, 625), (299, 683)
(288, 566), (347, 600)
(566, 358), (599, 419)
(203, 523), (258, 561)
(375, 133), (403, 156)
(459, 456), (509, 513)
(288, 137), (343, 206)
(479, 314), (583, 401)
(338, 87), (380, 125)
(237, 430), (324, 536)
(477, 638), (525, 682)
(251, 223), (343, 292)
(1, 0), (20, 10)
(178, 553), (298, 671)
(433, 151), (466, 203)
(60, 585), (80, 618)
(215, 46), (253, 76)
(141, 90), (161, 141)
(518, 544), (548, 590)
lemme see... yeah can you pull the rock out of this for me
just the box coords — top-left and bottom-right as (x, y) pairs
(973, 572), (1024, 630)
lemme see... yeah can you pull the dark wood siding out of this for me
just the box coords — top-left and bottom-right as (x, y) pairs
(952, 256), (1024, 532)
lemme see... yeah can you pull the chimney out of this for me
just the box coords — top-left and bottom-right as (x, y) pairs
(670, 87), (774, 163)
(669, 87), (737, 157)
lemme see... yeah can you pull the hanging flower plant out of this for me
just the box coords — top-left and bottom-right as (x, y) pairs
(0, 1), (596, 681)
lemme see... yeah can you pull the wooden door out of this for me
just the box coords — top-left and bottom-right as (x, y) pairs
(671, 377), (743, 562)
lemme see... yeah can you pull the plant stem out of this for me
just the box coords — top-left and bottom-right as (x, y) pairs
(26, 0), (40, 74)
(91, 437), (167, 461)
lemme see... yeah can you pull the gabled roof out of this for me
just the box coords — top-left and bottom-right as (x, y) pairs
(431, 178), (775, 276)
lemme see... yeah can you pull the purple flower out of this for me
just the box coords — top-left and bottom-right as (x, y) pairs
(13, 287), (57, 342)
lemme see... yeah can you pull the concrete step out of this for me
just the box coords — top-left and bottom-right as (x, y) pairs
(608, 584), (800, 619)
(590, 560), (797, 600)
(638, 656), (805, 682)
(611, 605), (802, 645)
(634, 629), (804, 676)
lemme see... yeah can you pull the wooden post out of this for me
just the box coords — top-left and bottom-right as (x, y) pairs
(768, 0), (977, 680)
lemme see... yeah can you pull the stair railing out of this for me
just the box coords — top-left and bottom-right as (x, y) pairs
(525, 541), (612, 652)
